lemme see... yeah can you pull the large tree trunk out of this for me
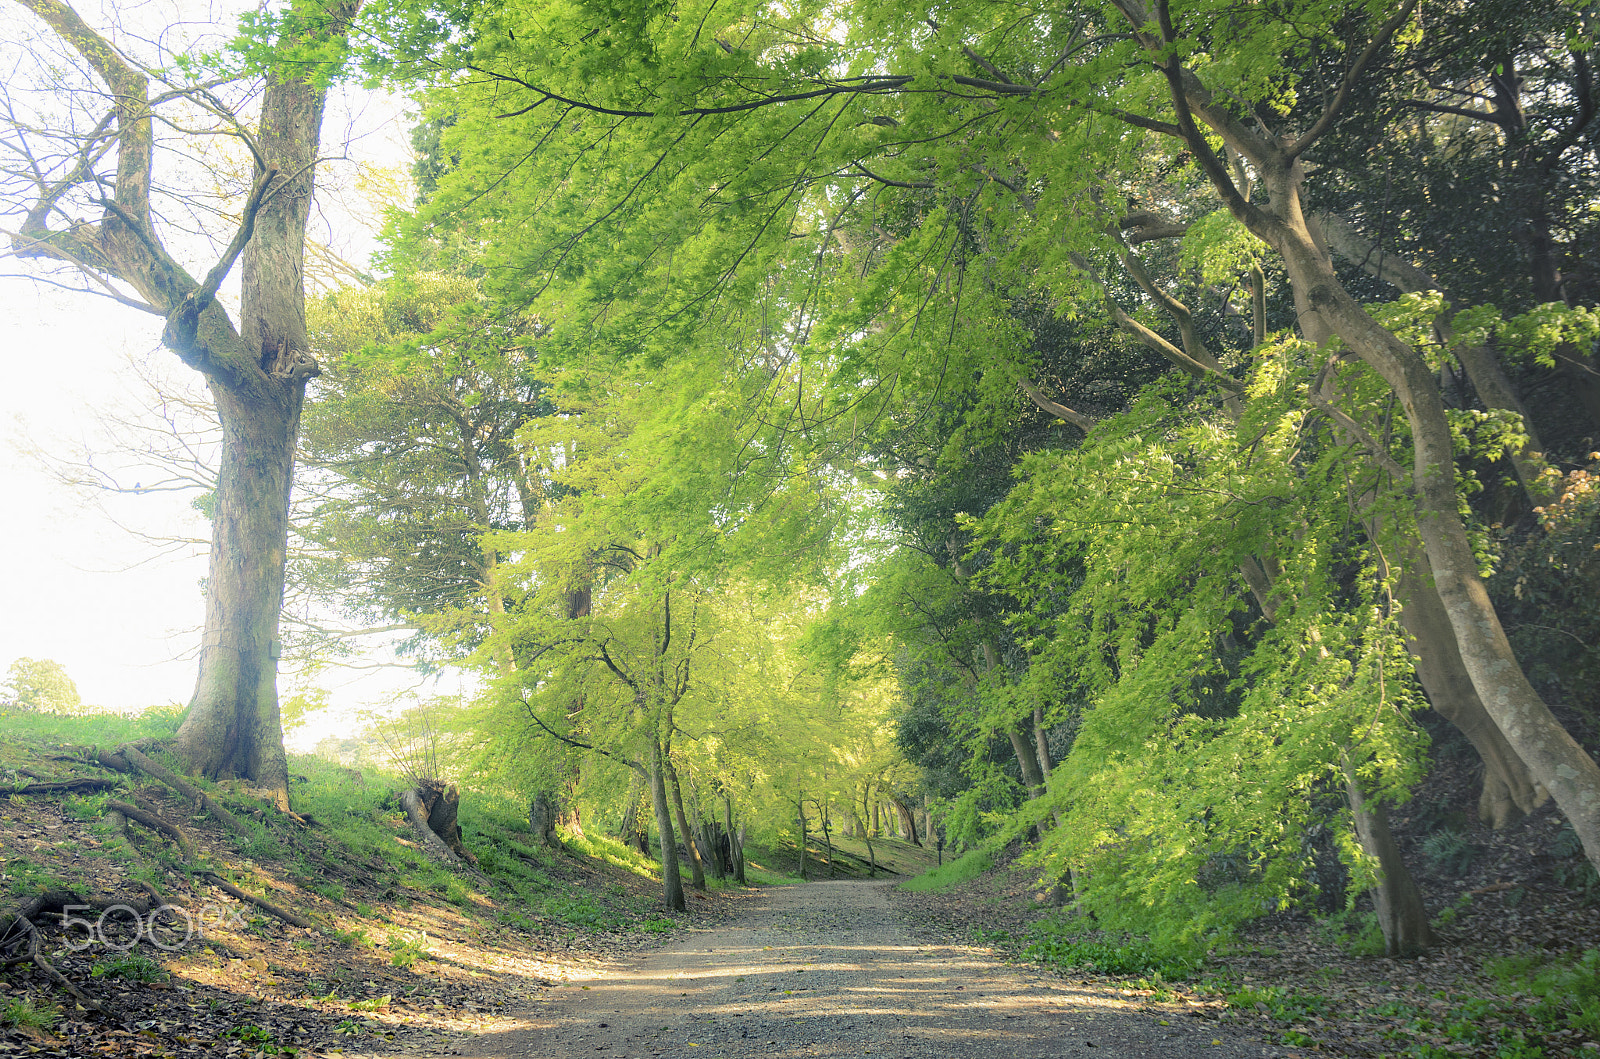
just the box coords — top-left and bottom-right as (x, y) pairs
(1345, 763), (1435, 957)
(647, 742), (685, 912)
(8, 0), (356, 811)
(172, 384), (299, 807)
(171, 31), (350, 808)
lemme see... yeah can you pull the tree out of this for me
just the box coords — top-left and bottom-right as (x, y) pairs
(370, 0), (1600, 874)
(2, 658), (84, 713)
(1, 0), (360, 806)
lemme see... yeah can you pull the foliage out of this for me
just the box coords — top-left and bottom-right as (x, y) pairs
(1486, 948), (1600, 1039)
(1493, 456), (1600, 726)
(1420, 830), (1479, 878)
(1022, 914), (1203, 980)
(90, 953), (167, 983)
(1, 658), (84, 714)
(899, 850), (992, 893)
(969, 354), (1428, 944)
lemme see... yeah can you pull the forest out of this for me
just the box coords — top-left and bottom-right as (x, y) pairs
(3, 0), (1600, 1053)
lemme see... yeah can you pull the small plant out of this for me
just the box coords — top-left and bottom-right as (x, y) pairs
(387, 932), (429, 969)
(1, 997), (59, 1032)
(335, 1018), (366, 1035)
(544, 895), (625, 929)
(1314, 908), (1385, 956)
(1420, 829), (1478, 877)
(348, 994), (391, 1011)
(90, 952), (167, 983)
(222, 1024), (289, 1053)
(309, 882), (346, 902)
(1432, 892), (1473, 929)
(1227, 984), (1331, 1023)
(331, 926), (371, 948)
(637, 916), (675, 933)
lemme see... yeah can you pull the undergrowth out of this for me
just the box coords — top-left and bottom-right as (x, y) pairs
(1021, 912), (1204, 980)
(899, 849), (992, 892)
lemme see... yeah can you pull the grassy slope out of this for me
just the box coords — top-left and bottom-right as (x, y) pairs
(0, 709), (738, 1057)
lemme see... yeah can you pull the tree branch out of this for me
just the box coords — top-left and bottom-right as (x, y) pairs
(1285, 0), (1419, 159)
(1019, 378), (1097, 433)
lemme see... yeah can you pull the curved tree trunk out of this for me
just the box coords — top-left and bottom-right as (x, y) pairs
(1265, 169), (1600, 874)
(1345, 763), (1434, 956)
(1393, 561), (1548, 827)
(647, 742), (685, 912)
(1119, 25), (1600, 870)
(667, 760), (705, 891)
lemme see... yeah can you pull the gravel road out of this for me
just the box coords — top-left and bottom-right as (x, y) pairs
(458, 880), (1292, 1059)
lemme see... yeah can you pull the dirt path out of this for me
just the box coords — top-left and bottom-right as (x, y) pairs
(454, 880), (1292, 1059)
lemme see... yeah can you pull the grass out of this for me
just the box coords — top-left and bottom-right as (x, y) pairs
(741, 861), (802, 886)
(899, 849), (992, 892)
(90, 952), (168, 983)
(564, 830), (662, 879)
(1, 997), (60, 1033)
(1021, 912), (1204, 980)
(0, 705), (184, 751)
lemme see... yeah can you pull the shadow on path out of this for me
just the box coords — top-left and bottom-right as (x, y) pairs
(438, 880), (1288, 1059)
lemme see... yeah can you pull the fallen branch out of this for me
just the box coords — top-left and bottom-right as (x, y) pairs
(115, 744), (247, 835)
(200, 871), (313, 929)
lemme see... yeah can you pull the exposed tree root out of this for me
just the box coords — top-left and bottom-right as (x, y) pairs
(2, 893), (124, 1016)
(199, 872), (313, 929)
(0, 778), (119, 796)
(115, 744), (248, 835)
(105, 800), (197, 860)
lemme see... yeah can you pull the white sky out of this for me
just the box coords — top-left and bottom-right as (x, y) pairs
(0, 1), (456, 748)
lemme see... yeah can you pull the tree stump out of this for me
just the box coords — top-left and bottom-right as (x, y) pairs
(529, 793), (560, 848)
(415, 780), (475, 864)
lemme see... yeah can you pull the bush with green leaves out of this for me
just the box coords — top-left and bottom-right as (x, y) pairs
(976, 351), (1431, 947)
